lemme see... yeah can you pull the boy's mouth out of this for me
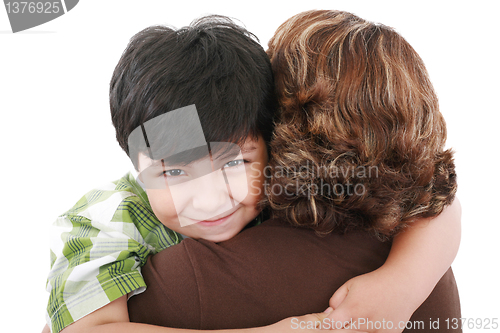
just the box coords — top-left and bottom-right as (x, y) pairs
(196, 210), (237, 227)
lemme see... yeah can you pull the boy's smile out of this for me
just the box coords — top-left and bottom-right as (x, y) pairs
(197, 209), (237, 226)
(137, 135), (268, 242)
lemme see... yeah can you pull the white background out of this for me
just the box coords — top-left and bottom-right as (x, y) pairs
(1, 1), (498, 332)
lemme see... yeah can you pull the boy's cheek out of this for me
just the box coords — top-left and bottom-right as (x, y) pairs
(247, 165), (266, 197)
(226, 173), (250, 203)
(249, 178), (264, 198)
(146, 189), (180, 222)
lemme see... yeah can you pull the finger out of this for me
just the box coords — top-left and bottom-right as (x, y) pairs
(329, 283), (349, 310)
(293, 311), (329, 328)
(293, 313), (363, 332)
(326, 308), (354, 329)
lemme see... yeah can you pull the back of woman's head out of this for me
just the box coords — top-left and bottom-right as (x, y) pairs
(266, 10), (456, 238)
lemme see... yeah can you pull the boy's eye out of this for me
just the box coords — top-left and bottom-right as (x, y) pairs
(223, 159), (246, 168)
(162, 169), (185, 177)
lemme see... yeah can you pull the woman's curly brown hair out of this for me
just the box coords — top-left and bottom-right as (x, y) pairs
(265, 10), (457, 239)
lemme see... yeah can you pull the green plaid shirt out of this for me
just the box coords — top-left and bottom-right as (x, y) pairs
(45, 173), (182, 333)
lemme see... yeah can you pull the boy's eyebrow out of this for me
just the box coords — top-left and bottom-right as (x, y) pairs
(212, 144), (257, 160)
(241, 145), (257, 153)
(146, 143), (258, 168)
(146, 159), (166, 168)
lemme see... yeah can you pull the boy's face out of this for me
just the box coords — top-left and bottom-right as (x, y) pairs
(137, 136), (268, 242)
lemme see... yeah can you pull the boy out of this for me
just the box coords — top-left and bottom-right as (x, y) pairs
(45, 14), (461, 333)
(45, 16), (275, 333)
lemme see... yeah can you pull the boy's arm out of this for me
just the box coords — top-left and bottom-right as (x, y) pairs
(47, 213), (155, 333)
(326, 198), (462, 332)
(377, 198), (461, 304)
(46, 177), (181, 333)
(61, 296), (130, 332)
(61, 296), (358, 333)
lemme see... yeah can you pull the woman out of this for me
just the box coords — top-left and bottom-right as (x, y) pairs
(126, 10), (460, 333)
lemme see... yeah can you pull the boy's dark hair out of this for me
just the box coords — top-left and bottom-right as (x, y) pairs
(110, 15), (276, 168)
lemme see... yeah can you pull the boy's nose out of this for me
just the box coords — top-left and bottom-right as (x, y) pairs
(190, 169), (234, 216)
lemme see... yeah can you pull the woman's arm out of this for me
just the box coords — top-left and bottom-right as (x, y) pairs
(327, 198), (462, 332)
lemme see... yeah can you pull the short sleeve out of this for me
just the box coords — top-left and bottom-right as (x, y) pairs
(45, 182), (179, 333)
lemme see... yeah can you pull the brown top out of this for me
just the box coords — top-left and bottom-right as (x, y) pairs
(128, 219), (461, 332)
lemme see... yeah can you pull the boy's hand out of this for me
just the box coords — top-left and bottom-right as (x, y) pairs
(326, 268), (418, 332)
(268, 310), (367, 333)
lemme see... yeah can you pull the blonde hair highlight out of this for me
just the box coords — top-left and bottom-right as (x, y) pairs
(266, 10), (456, 238)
